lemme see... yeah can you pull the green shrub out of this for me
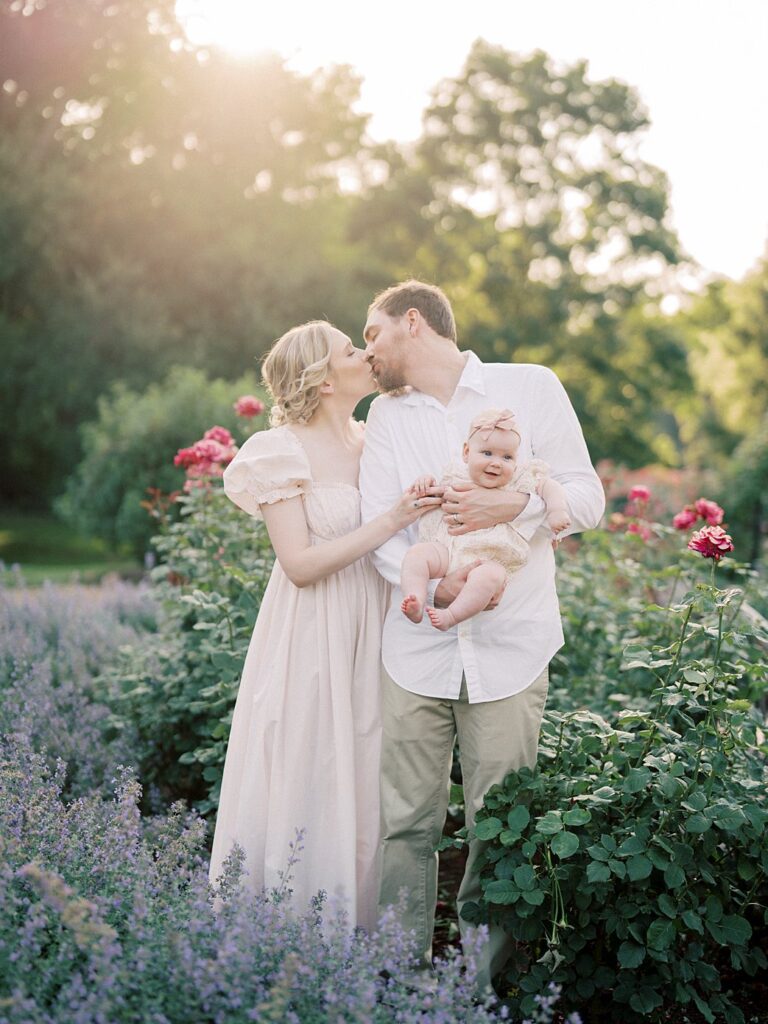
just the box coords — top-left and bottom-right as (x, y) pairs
(57, 366), (265, 558)
(107, 484), (274, 812)
(457, 576), (768, 1023)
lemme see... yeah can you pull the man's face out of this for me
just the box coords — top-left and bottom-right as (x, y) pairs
(363, 308), (409, 393)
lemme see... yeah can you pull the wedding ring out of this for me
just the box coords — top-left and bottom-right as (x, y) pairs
(453, 514), (463, 526)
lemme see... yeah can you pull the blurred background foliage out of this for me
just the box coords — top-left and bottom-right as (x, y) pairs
(0, 0), (765, 561)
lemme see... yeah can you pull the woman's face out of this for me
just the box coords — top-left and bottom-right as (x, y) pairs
(327, 329), (375, 403)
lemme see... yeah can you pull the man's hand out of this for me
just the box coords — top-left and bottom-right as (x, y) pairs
(442, 481), (530, 535)
(433, 561), (506, 610)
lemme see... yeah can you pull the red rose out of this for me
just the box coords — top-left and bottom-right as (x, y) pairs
(672, 506), (698, 530)
(234, 395), (265, 418)
(694, 498), (725, 526)
(628, 485), (651, 502)
(687, 525), (734, 561)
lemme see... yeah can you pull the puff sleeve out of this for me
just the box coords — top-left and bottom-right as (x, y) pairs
(222, 427), (312, 518)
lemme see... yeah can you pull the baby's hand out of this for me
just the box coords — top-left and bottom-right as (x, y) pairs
(410, 475), (437, 496)
(548, 510), (571, 536)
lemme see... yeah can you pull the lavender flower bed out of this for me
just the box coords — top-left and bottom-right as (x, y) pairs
(0, 573), (154, 797)
(0, 579), (577, 1023)
(0, 737), (583, 1023)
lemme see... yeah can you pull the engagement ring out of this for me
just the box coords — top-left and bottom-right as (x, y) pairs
(452, 514), (463, 526)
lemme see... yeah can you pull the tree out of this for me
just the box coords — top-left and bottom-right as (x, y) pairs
(350, 42), (693, 466)
(0, 0), (371, 506)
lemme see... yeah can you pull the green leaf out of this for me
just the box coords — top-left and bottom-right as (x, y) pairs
(592, 786), (617, 801)
(563, 806), (592, 826)
(513, 865), (536, 891)
(617, 835), (646, 857)
(683, 791), (707, 811)
(474, 816), (503, 840)
(551, 831), (580, 859)
(705, 895), (723, 923)
(683, 668), (707, 684)
(618, 941), (646, 968)
(647, 918), (676, 950)
(630, 987), (664, 1014)
(712, 805), (747, 832)
(685, 813), (711, 834)
(657, 893), (678, 918)
(682, 910), (704, 934)
(521, 889), (545, 906)
(506, 805), (531, 832)
(484, 880), (519, 905)
(623, 767), (651, 793)
(587, 844), (610, 862)
(608, 858), (627, 879)
(587, 862), (611, 884)
(535, 811), (564, 835)
(706, 915), (752, 947)
(627, 855), (653, 881)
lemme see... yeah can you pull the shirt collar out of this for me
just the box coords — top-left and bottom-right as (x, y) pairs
(401, 350), (487, 406)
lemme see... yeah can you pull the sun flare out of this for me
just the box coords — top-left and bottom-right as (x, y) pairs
(175, 0), (314, 58)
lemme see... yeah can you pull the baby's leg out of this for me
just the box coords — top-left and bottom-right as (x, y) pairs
(427, 561), (506, 631)
(540, 478), (571, 534)
(401, 542), (450, 623)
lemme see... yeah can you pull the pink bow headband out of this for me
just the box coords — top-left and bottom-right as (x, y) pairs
(467, 408), (520, 443)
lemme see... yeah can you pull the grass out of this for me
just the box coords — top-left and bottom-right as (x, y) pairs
(0, 510), (141, 585)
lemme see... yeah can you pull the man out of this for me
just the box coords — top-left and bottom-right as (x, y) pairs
(358, 280), (605, 992)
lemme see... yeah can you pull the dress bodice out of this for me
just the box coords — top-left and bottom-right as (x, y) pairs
(304, 483), (362, 541)
(223, 424), (363, 541)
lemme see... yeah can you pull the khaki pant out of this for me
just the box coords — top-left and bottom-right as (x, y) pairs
(378, 666), (549, 992)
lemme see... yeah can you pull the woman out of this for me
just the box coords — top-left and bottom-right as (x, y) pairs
(208, 321), (438, 929)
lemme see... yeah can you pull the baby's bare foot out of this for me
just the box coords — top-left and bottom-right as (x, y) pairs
(401, 594), (423, 623)
(426, 606), (456, 631)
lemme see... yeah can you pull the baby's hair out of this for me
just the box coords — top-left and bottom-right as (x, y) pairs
(467, 408), (521, 444)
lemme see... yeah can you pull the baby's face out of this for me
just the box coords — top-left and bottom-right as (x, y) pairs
(463, 428), (519, 488)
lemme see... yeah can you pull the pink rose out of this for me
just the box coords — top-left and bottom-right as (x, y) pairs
(672, 506), (698, 530)
(694, 498), (725, 526)
(173, 445), (198, 469)
(687, 525), (734, 561)
(626, 522), (652, 542)
(173, 437), (236, 473)
(204, 425), (235, 447)
(234, 395), (265, 418)
(628, 485), (651, 502)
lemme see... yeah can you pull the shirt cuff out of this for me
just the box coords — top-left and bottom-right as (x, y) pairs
(512, 493), (546, 541)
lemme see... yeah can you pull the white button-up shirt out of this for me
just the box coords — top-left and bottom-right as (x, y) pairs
(359, 352), (605, 703)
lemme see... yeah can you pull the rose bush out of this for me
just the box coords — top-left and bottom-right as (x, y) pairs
(450, 508), (768, 1022)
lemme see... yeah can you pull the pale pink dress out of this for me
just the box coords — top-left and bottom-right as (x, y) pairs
(208, 426), (389, 930)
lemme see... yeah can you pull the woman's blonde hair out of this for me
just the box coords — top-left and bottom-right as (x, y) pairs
(262, 320), (337, 426)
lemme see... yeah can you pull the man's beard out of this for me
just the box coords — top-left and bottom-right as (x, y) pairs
(373, 366), (408, 395)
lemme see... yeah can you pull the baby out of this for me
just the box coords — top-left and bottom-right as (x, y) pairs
(400, 408), (571, 631)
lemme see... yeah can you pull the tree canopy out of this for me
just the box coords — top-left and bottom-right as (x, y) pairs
(0, 2), (763, 527)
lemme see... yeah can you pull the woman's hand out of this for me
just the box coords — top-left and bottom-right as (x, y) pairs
(442, 481), (530, 535)
(389, 485), (444, 531)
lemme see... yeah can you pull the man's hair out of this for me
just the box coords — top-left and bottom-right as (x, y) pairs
(369, 280), (457, 342)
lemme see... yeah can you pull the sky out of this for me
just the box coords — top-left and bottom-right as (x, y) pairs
(178, 0), (768, 282)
